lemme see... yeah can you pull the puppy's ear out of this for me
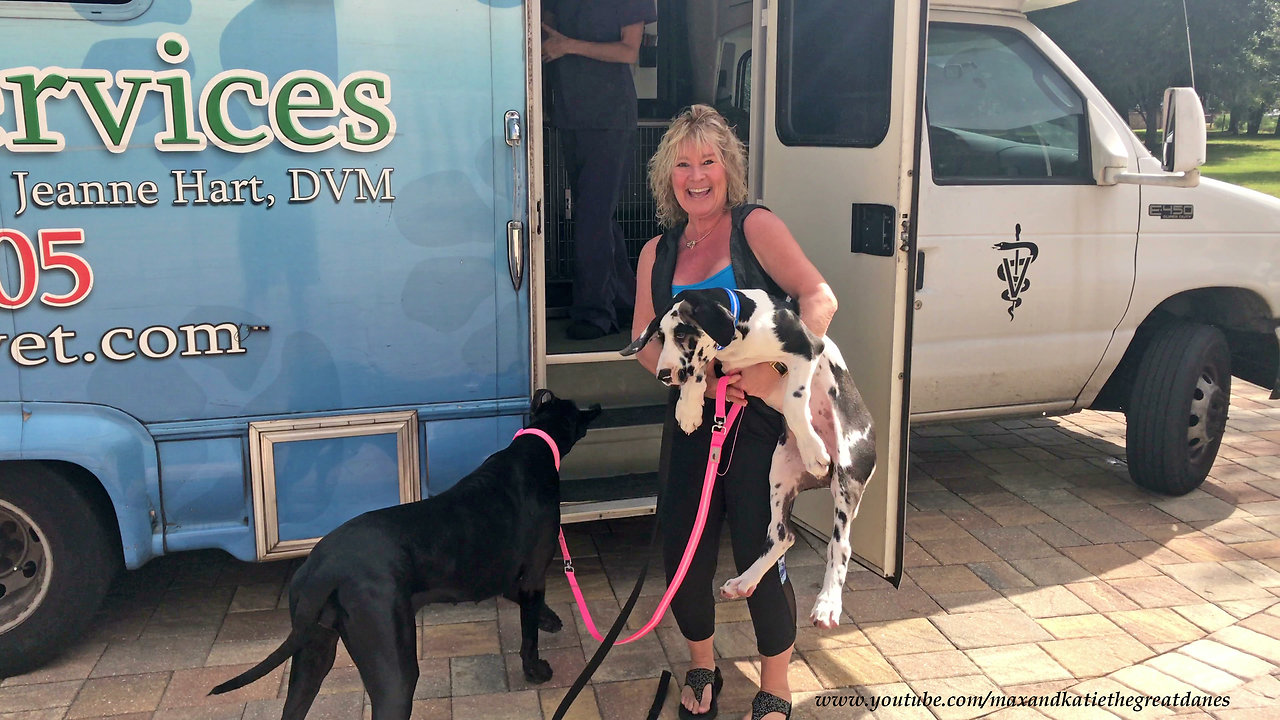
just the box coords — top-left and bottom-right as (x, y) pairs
(620, 315), (662, 356)
(531, 388), (556, 414)
(687, 291), (737, 348)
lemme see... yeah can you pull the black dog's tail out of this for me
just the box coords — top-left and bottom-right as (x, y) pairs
(208, 578), (336, 695)
(208, 633), (301, 695)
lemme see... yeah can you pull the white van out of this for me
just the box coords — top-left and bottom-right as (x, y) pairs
(546, 0), (1278, 587)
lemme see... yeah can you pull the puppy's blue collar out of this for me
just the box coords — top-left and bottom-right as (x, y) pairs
(717, 288), (739, 351)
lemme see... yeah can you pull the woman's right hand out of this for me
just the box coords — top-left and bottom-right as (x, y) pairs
(704, 371), (746, 405)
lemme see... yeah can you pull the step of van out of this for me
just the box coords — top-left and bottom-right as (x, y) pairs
(545, 354), (666, 408)
(559, 405), (664, 480)
(547, 353), (667, 521)
(556, 404), (664, 523)
(560, 472), (658, 523)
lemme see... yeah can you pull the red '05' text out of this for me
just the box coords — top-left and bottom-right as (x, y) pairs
(0, 227), (91, 309)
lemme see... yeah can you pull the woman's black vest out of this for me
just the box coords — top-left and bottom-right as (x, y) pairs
(649, 203), (796, 312)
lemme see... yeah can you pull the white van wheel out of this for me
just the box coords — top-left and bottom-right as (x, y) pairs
(1125, 324), (1231, 496)
(0, 463), (119, 677)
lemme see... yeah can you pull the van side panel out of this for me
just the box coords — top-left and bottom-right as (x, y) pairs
(1130, 179), (1280, 320)
(3, 402), (159, 568)
(1, 1), (511, 422)
(425, 414), (526, 497)
(490, 0), (533, 400)
(155, 436), (256, 562)
(0, 0), (531, 560)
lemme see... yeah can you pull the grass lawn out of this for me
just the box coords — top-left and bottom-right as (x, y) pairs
(1201, 132), (1280, 199)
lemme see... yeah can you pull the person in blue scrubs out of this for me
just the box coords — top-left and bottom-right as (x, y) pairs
(543, 0), (657, 340)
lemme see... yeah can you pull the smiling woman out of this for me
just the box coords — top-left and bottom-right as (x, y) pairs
(623, 104), (840, 720)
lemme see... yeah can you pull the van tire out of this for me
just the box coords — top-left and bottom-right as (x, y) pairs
(0, 462), (119, 677)
(1125, 323), (1231, 496)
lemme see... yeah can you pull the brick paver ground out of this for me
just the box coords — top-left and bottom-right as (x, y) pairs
(3, 383), (1279, 719)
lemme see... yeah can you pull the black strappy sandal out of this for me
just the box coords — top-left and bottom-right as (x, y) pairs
(750, 690), (792, 720)
(678, 666), (723, 719)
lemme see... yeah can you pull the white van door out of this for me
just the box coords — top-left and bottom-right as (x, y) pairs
(911, 12), (1140, 415)
(753, 0), (923, 580)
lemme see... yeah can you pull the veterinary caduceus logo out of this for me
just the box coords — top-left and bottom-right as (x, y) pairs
(992, 223), (1039, 321)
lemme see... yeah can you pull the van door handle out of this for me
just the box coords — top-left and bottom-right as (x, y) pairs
(916, 250), (925, 291)
(503, 108), (525, 292)
(508, 220), (525, 291)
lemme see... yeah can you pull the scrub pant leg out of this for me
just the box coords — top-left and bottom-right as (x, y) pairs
(564, 128), (637, 332)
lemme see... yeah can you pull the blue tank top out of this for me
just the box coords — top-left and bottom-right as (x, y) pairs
(671, 264), (738, 296)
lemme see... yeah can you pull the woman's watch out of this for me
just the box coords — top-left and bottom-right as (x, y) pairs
(769, 361), (788, 376)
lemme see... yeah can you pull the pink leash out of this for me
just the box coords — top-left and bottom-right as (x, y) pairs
(517, 376), (742, 645)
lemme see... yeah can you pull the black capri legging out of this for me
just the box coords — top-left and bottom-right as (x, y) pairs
(658, 394), (797, 657)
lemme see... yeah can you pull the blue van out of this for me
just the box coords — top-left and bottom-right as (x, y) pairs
(0, 0), (547, 671)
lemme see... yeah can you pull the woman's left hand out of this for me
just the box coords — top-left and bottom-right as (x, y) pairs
(728, 363), (783, 404)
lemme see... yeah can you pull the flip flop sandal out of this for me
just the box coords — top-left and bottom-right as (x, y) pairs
(751, 689), (792, 720)
(678, 666), (722, 720)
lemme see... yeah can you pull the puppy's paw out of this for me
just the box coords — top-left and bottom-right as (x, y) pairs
(676, 404), (704, 435)
(809, 595), (843, 629)
(539, 605), (563, 633)
(802, 445), (832, 478)
(522, 657), (553, 684)
(720, 576), (757, 600)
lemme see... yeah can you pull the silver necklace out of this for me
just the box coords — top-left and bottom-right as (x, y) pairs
(685, 212), (726, 249)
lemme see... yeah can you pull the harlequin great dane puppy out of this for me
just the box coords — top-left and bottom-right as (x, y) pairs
(210, 390), (601, 720)
(621, 288), (875, 628)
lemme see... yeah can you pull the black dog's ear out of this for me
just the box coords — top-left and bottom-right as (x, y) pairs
(684, 291), (737, 348)
(531, 388), (556, 413)
(620, 315), (662, 356)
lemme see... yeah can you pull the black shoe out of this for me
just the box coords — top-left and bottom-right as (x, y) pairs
(750, 690), (791, 720)
(566, 321), (608, 340)
(678, 667), (721, 719)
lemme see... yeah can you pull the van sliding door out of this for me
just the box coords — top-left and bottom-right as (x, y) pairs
(753, 0), (922, 580)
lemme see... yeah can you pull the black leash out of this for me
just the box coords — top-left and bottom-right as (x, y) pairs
(552, 394), (679, 720)
(550, 517), (666, 720)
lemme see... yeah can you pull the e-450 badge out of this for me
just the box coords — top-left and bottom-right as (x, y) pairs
(1149, 204), (1194, 219)
(993, 224), (1039, 321)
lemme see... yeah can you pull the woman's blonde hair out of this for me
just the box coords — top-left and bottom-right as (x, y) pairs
(648, 104), (748, 228)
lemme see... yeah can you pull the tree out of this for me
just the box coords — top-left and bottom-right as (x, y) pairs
(1186, 0), (1279, 136)
(1032, 0), (1280, 147)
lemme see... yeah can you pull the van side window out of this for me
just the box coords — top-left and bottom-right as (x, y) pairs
(776, 0), (893, 147)
(927, 24), (1089, 184)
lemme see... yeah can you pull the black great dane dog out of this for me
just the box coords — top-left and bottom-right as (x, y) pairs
(622, 288), (875, 628)
(210, 390), (601, 719)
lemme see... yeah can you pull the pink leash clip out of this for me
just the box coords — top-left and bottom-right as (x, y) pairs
(523, 376), (741, 646)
